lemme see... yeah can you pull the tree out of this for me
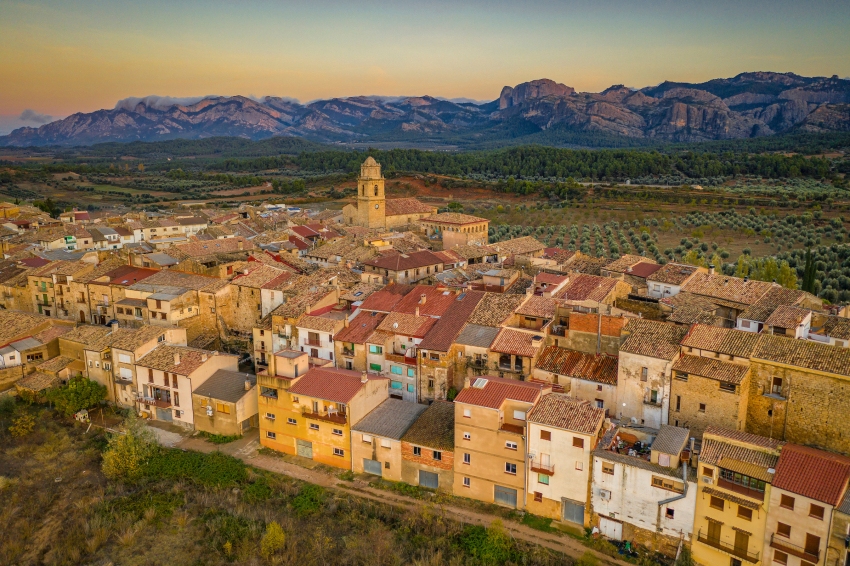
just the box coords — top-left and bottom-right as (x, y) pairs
(102, 413), (157, 480)
(260, 521), (286, 560)
(802, 248), (817, 293)
(46, 375), (107, 416)
(8, 410), (36, 438)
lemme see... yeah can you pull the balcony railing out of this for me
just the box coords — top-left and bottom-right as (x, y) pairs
(770, 533), (820, 563)
(498, 421), (525, 435)
(530, 459), (555, 475)
(303, 338), (323, 347)
(643, 397), (662, 407)
(386, 352), (417, 365)
(717, 478), (765, 502)
(137, 396), (172, 409)
(696, 529), (759, 563)
(342, 348), (355, 357)
(498, 363), (523, 373)
(301, 407), (347, 424)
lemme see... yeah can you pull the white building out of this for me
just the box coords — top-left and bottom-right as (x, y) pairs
(296, 314), (344, 364)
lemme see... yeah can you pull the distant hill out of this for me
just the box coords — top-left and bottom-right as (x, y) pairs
(3, 72), (850, 148)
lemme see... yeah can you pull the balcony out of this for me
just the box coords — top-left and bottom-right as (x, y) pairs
(498, 421), (525, 435)
(342, 348), (355, 357)
(530, 459), (555, 476)
(386, 352), (417, 365)
(137, 396), (172, 409)
(301, 407), (347, 425)
(643, 397), (662, 407)
(303, 338), (323, 347)
(717, 478), (765, 502)
(696, 529), (759, 563)
(770, 533), (819, 563)
(498, 363), (523, 373)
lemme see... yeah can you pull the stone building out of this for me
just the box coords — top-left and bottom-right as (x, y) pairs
(192, 369), (259, 437)
(400, 400), (455, 491)
(531, 346), (618, 416)
(418, 212), (489, 248)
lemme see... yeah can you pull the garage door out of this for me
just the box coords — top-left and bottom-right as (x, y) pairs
(599, 516), (623, 541)
(296, 439), (313, 459)
(419, 470), (439, 489)
(363, 458), (382, 476)
(562, 500), (585, 525)
(494, 485), (518, 508)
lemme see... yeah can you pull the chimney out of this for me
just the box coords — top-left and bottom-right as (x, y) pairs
(110, 321), (118, 331)
(244, 378), (252, 391)
(744, 276), (749, 282)
(415, 306), (420, 317)
(344, 317), (349, 328)
(708, 264), (715, 275)
(419, 294), (426, 305)
(238, 240), (243, 251)
(201, 353), (208, 362)
(173, 352), (181, 365)
(463, 376), (470, 389)
(361, 371), (368, 383)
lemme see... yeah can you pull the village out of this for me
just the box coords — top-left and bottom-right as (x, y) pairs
(1, 157), (849, 566)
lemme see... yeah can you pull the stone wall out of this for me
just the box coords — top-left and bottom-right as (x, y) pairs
(669, 373), (749, 437)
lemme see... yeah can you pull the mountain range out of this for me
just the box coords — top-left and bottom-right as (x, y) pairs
(3, 72), (850, 148)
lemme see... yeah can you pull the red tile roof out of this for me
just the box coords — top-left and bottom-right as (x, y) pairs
(106, 265), (159, 286)
(335, 312), (387, 344)
(554, 274), (619, 302)
(773, 444), (850, 505)
(288, 367), (387, 404)
(489, 328), (545, 358)
(535, 346), (618, 385)
(291, 225), (320, 239)
(626, 262), (663, 278)
(454, 375), (547, 409)
(288, 235), (311, 250)
(527, 394), (605, 434)
(358, 284), (415, 312)
(417, 291), (484, 351)
(535, 272), (567, 285)
(363, 250), (444, 272)
(393, 285), (459, 317)
(384, 198), (437, 216)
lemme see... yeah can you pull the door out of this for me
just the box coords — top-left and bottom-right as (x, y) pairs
(599, 516), (622, 540)
(296, 439), (313, 459)
(707, 521), (721, 543)
(562, 500), (584, 525)
(79, 310), (86, 323)
(493, 485), (518, 508)
(733, 530), (749, 556)
(363, 458), (382, 476)
(155, 407), (173, 421)
(805, 534), (821, 558)
(419, 470), (439, 489)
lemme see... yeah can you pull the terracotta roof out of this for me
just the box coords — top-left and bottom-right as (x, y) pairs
(450, 243), (498, 260)
(271, 288), (334, 319)
(752, 334), (850, 376)
(666, 304), (723, 326)
(287, 366), (386, 404)
(16, 371), (59, 392)
(773, 444), (850, 505)
(542, 247), (576, 262)
(672, 355), (749, 384)
(700, 434), (780, 477)
(363, 250), (444, 272)
(421, 212), (488, 225)
(36, 355), (75, 373)
(173, 236), (252, 258)
(681, 272), (773, 306)
(647, 263), (701, 286)
(376, 312), (436, 338)
(340, 282), (384, 303)
(652, 425), (691, 456)
(822, 316), (850, 340)
(400, 400), (455, 451)
(417, 291), (484, 351)
(356, 287), (407, 313)
(137, 345), (231, 375)
(604, 254), (656, 274)
(527, 393), (604, 433)
(296, 314), (342, 334)
(489, 328), (545, 358)
(105, 265), (160, 286)
(535, 272), (568, 285)
(620, 319), (688, 360)
(110, 325), (168, 352)
(554, 274), (619, 302)
(467, 293), (525, 327)
(701, 486), (761, 511)
(394, 285), (463, 317)
(492, 236), (545, 256)
(515, 296), (557, 319)
(232, 264), (287, 288)
(764, 305), (811, 329)
(626, 262), (663, 278)
(60, 325), (112, 347)
(681, 325), (760, 358)
(738, 287), (811, 323)
(129, 269), (221, 292)
(433, 250), (463, 265)
(535, 346), (618, 385)
(454, 375), (547, 409)
(33, 324), (73, 344)
(568, 255), (608, 276)
(384, 198), (437, 217)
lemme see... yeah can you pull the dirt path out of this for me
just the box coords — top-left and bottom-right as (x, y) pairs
(177, 433), (632, 566)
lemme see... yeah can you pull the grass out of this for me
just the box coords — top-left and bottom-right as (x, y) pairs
(521, 513), (558, 533)
(198, 431), (241, 444)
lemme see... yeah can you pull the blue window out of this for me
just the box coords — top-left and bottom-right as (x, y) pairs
(407, 368), (415, 377)
(391, 381), (403, 389)
(390, 365), (402, 375)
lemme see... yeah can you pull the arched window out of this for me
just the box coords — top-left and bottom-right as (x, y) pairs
(374, 184), (379, 196)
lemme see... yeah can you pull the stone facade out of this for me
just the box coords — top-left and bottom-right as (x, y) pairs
(400, 441), (454, 491)
(669, 372), (750, 437)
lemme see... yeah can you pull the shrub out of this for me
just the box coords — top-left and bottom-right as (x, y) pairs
(199, 431), (241, 444)
(8, 411), (36, 438)
(102, 413), (157, 480)
(46, 375), (107, 416)
(290, 483), (325, 517)
(260, 521), (286, 560)
(143, 449), (247, 488)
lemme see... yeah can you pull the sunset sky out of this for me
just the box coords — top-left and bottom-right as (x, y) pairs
(1, 0), (849, 131)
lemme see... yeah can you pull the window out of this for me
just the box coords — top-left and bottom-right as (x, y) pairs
(665, 508), (675, 519)
(675, 395), (681, 412)
(332, 428), (342, 436)
(463, 409), (471, 418)
(432, 451), (442, 461)
(720, 468), (766, 492)
(260, 386), (278, 399)
(380, 439), (391, 448)
(674, 371), (688, 382)
(737, 506), (752, 521)
(266, 431), (276, 440)
(573, 437), (585, 449)
(772, 376), (783, 395)
(216, 403), (231, 414)
(463, 453), (470, 465)
(776, 522), (791, 538)
(540, 430), (551, 441)
(719, 382), (736, 392)
(641, 367), (648, 381)
(412, 446), (422, 456)
(407, 384), (415, 393)
(596, 384), (603, 391)
(407, 368), (415, 377)
(505, 441), (517, 450)
(369, 363), (382, 371)
(513, 410), (526, 421)
(773, 550), (788, 565)
(702, 466), (713, 478)
(575, 461), (583, 471)
(333, 448), (344, 457)
(538, 474), (549, 485)
(309, 423), (319, 431)
(602, 462), (614, 475)
(651, 476), (684, 493)
(709, 496), (724, 510)
(369, 345), (382, 354)
(505, 463), (517, 475)
(463, 432), (471, 440)
(780, 494), (795, 510)
(810, 503), (825, 520)
(462, 477), (470, 488)
(698, 403), (706, 413)
(391, 365), (402, 375)
(428, 379), (434, 388)
(174, 410), (182, 418)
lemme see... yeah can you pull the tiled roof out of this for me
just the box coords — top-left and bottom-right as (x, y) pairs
(376, 312), (436, 338)
(385, 198), (437, 216)
(604, 254), (656, 274)
(454, 324), (500, 349)
(492, 236), (546, 256)
(363, 250), (444, 271)
(822, 315), (850, 340)
(738, 287), (810, 323)
(232, 264), (287, 288)
(567, 255), (609, 276)
(620, 319), (688, 360)
(454, 375), (546, 409)
(129, 269), (221, 292)
(701, 487), (761, 511)
(704, 426), (784, 450)
(400, 400), (455, 451)
(193, 370), (256, 403)
(626, 262), (663, 278)
(526, 393), (604, 434)
(110, 325), (168, 352)
(17, 371), (59, 392)
(752, 334), (850, 376)
(60, 325), (113, 347)
(667, 304), (723, 326)
(467, 293), (525, 327)
(535, 346), (618, 385)
(542, 247), (576, 263)
(340, 282), (383, 303)
(421, 212), (488, 225)
(433, 250), (463, 265)
(351, 398), (427, 439)
(105, 265), (160, 286)
(681, 272), (773, 306)
(417, 291), (484, 351)
(394, 285), (464, 318)
(287, 366), (386, 404)
(764, 305), (810, 329)
(33, 324), (73, 344)
(554, 274), (619, 302)
(36, 355), (75, 373)
(450, 243), (498, 260)
(137, 344), (230, 375)
(174, 236), (251, 257)
(647, 263), (701, 286)
(296, 315), (342, 334)
(773, 444), (850, 505)
(515, 296), (556, 319)
(535, 272), (568, 285)
(335, 312), (387, 344)
(271, 288), (334, 319)
(681, 325), (760, 358)
(489, 328), (545, 358)
(672, 355), (749, 384)
(652, 425), (691, 456)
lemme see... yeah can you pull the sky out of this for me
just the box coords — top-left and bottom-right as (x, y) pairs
(1, 0), (849, 132)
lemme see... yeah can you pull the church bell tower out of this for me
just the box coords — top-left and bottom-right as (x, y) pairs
(356, 156), (386, 229)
